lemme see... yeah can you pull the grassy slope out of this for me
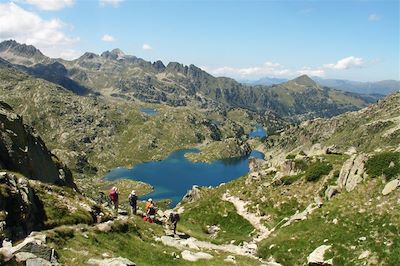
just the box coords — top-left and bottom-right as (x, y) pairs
(46, 217), (260, 266)
(258, 179), (400, 265)
(178, 187), (255, 245)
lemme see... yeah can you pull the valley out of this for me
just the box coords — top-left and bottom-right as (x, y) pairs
(0, 40), (399, 266)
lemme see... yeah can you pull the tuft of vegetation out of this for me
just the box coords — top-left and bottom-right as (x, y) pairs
(365, 151), (400, 181)
(286, 154), (296, 160)
(305, 161), (333, 182)
(281, 174), (303, 185)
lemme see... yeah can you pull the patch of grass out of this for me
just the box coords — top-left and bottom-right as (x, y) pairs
(305, 161), (333, 182)
(179, 189), (254, 244)
(365, 151), (400, 180)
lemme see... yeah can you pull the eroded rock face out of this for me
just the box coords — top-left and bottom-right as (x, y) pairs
(0, 102), (75, 188)
(180, 185), (202, 204)
(338, 154), (368, 192)
(0, 172), (45, 242)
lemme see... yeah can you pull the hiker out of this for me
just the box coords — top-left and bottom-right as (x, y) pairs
(109, 187), (119, 213)
(169, 212), (180, 235)
(128, 190), (137, 215)
(144, 198), (156, 223)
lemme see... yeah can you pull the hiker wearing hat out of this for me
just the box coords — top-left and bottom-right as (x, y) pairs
(128, 190), (138, 215)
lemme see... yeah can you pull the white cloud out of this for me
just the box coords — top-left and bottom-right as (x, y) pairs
(142, 43), (153, 50)
(0, 2), (79, 58)
(208, 61), (290, 79)
(297, 67), (325, 77)
(368, 14), (381, 21)
(323, 56), (364, 70)
(58, 49), (81, 60)
(25, 0), (74, 11)
(101, 34), (115, 42)
(99, 0), (124, 7)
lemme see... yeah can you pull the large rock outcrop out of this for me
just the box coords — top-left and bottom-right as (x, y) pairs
(0, 102), (75, 188)
(338, 154), (368, 192)
(0, 172), (45, 242)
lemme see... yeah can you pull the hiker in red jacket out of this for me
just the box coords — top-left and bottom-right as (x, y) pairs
(109, 187), (119, 214)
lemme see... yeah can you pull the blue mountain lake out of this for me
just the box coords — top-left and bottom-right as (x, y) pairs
(140, 108), (157, 116)
(249, 125), (267, 138)
(104, 149), (264, 207)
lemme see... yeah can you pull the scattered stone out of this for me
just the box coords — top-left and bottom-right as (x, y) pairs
(181, 250), (213, 262)
(332, 218), (338, 225)
(224, 255), (236, 264)
(358, 237), (367, 241)
(307, 245), (332, 266)
(325, 186), (339, 200)
(358, 250), (370, 260)
(382, 179), (399, 195)
(96, 221), (113, 232)
(206, 225), (220, 237)
(87, 257), (135, 266)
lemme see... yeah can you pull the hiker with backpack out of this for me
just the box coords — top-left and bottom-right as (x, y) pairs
(128, 190), (137, 215)
(109, 187), (119, 214)
(144, 198), (156, 223)
(169, 212), (180, 235)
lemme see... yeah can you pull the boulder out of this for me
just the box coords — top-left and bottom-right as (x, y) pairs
(181, 250), (213, 262)
(382, 179), (400, 195)
(326, 145), (341, 155)
(0, 233), (58, 265)
(87, 257), (135, 266)
(307, 245), (332, 266)
(324, 186), (339, 200)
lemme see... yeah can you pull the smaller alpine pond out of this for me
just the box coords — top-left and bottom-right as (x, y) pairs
(140, 108), (157, 116)
(249, 125), (267, 138)
(104, 149), (264, 207)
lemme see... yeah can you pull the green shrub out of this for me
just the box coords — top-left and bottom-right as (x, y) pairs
(365, 151), (400, 180)
(281, 174), (302, 185)
(286, 154), (296, 160)
(305, 161), (333, 182)
(294, 159), (308, 171)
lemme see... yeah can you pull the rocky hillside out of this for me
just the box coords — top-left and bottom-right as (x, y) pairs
(0, 63), (260, 179)
(0, 101), (74, 188)
(0, 40), (372, 122)
(177, 93), (400, 265)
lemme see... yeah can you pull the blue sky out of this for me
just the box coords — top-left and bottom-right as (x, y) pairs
(0, 0), (398, 81)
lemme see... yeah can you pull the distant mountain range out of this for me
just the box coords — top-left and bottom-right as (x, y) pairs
(0, 40), (379, 122)
(241, 76), (399, 96)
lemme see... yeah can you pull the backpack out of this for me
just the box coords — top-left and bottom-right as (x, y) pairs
(148, 206), (156, 215)
(169, 213), (180, 223)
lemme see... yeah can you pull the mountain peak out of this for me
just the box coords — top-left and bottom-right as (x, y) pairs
(100, 48), (125, 60)
(291, 75), (318, 87)
(0, 39), (45, 58)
